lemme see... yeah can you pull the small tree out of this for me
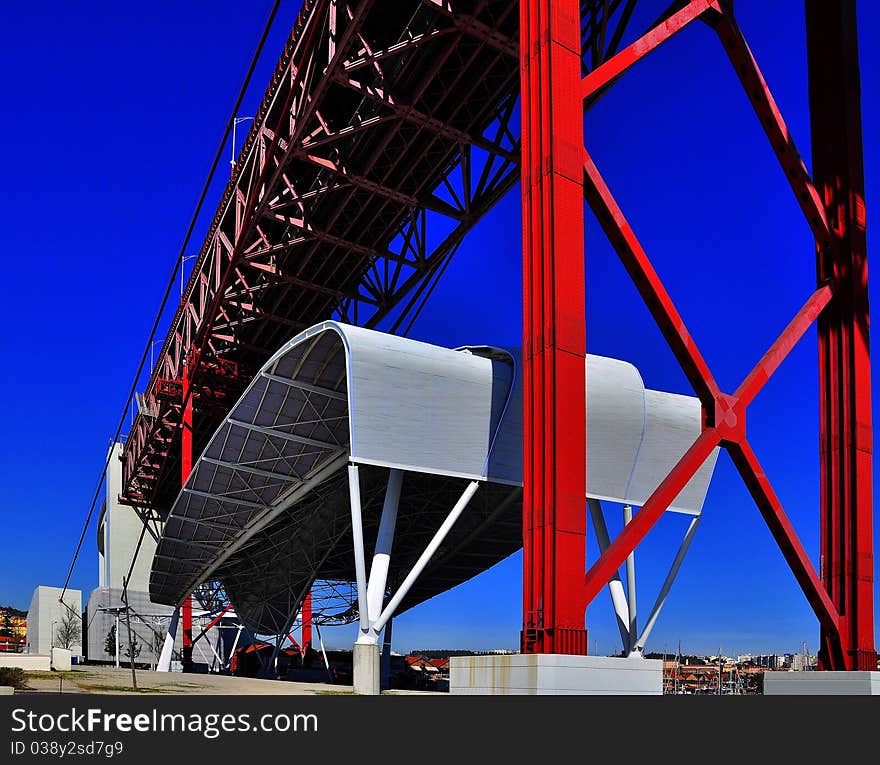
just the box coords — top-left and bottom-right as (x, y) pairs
(123, 633), (142, 661)
(104, 624), (117, 658)
(54, 605), (81, 650)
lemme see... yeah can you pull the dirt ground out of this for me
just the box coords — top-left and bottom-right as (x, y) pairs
(16, 666), (436, 695)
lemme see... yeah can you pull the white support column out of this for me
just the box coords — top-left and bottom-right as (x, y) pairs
(114, 613), (120, 669)
(350, 462), (379, 695)
(637, 515), (701, 652)
(623, 505), (638, 654)
(156, 607), (180, 673)
(372, 481), (480, 636)
(353, 476), (480, 694)
(347, 464), (369, 636)
(226, 625), (243, 671)
(587, 498), (631, 651)
(314, 622), (333, 684)
(364, 469), (403, 634)
(200, 632), (223, 669)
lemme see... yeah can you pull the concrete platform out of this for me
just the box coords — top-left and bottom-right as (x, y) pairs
(450, 654), (663, 695)
(0, 654), (50, 671)
(764, 671), (880, 695)
(15, 665), (438, 696)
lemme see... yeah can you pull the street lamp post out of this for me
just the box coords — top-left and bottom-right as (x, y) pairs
(230, 116), (254, 173)
(180, 254), (197, 298)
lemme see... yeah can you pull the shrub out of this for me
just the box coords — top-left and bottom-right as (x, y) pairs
(0, 666), (27, 690)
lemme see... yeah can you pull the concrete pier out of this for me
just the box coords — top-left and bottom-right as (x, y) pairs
(764, 671), (880, 695)
(353, 642), (381, 695)
(450, 654), (663, 695)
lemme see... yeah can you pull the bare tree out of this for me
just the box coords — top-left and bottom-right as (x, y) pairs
(54, 605), (81, 650)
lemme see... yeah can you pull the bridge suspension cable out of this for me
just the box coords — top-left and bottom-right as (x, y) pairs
(59, 0), (288, 603)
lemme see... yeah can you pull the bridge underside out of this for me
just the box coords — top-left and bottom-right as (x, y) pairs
(220, 468), (521, 636)
(123, 0), (521, 513)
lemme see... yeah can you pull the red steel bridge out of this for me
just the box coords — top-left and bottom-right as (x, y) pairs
(119, 0), (874, 671)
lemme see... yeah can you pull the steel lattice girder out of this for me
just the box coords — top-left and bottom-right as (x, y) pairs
(122, 0), (521, 512)
(521, 0), (872, 669)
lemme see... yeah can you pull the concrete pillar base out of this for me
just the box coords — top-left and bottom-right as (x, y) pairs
(764, 671), (880, 695)
(450, 654), (663, 695)
(353, 642), (381, 695)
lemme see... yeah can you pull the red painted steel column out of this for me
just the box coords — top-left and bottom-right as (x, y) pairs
(181, 358), (194, 668)
(520, 0), (588, 655)
(806, 0), (875, 671)
(301, 592), (312, 654)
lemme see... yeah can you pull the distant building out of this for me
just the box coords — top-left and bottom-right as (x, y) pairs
(86, 443), (221, 668)
(0, 607), (27, 653)
(98, 442), (156, 593)
(787, 652), (815, 671)
(26, 586), (82, 657)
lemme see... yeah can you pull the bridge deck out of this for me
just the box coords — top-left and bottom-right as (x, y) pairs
(122, 0), (521, 511)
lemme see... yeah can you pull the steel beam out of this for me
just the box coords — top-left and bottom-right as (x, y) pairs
(806, 0), (875, 671)
(520, 0), (588, 655)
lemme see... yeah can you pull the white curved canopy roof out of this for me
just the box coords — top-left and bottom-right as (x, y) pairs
(151, 322), (719, 624)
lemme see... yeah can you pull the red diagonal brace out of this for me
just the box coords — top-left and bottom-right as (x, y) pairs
(583, 428), (721, 606)
(734, 282), (834, 409)
(581, 156), (841, 645)
(711, 13), (832, 249)
(581, 0), (718, 99)
(583, 151), (720, 409)
(728, 440), (841, 639)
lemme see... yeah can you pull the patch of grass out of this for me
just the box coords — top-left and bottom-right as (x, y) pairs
(75, 683), (173, 695)
(315, 689), (354, 695)
(25, 670), (90, 681)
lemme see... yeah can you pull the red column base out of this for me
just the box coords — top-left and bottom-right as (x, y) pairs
(521, 628), (589, 656)
(849, 649), (879, 671)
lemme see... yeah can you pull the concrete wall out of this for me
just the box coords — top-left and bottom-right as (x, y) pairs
(85, 587), (223, 668)
(101, 443), (159, 593)
(0, 654), (51, 671)
(26, 587), (82, 657)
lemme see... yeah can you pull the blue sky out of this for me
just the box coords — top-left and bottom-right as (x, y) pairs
(0, 1), (878, 658)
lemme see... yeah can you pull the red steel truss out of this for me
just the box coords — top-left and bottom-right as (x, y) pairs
(121, 1), (520, 512)
(521, 0), (874, 670)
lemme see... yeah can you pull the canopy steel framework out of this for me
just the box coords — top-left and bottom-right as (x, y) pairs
(521, 0), (873, 670)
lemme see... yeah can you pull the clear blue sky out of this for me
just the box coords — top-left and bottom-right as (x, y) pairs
(0, 1), (878, 657)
